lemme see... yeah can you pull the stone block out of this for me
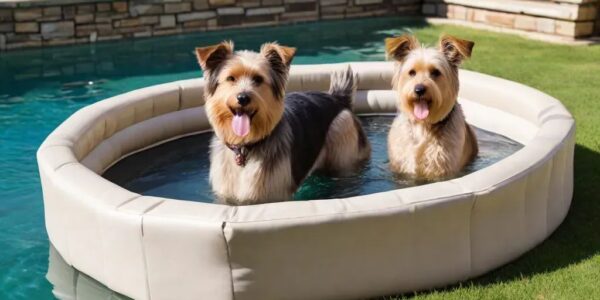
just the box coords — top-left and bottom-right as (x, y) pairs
(422, 3), (436, 15)
(134, 31), (152, 38)
(159, 15), (176, 28)
(76, 24), (97, 37)
(140, 16), (160, 25)
(183, 20), (207, 28)
(246, 7), (285, 16)
(217, 15), (242, 26)
(97, 34), (124, 42)
(117, 26), (151, 35)
(152, 28), (182, 36)
(63, 6), (76, 20)
(577, 4), (597, 21)
(177, 11), (217, 22)
(115, 18), (139, 28)
(556, 20), (594, 37)
(44, 38), (76, 47)
(397, 5), (421, 15)
(182, 26), (206, 33)
(238, 0), (260, 8)
(536, 18), (555, 34)
(15, 8), (42, 21)
(321, 13), (344, 20)
(77, 4), (95, 14)
(452, 5), (467, 20)
(97, 3), (111, 12)
(472, 8), (486, 23)
(75, 14), (95, 24)
(262, 0), (283, 5)
(43, 7), (62, 17)
(485, 11), (515, 27)
(515, 15), (537, 31)
(95, 23), (113, 35)
(244, 14), (277, 24)
(207, 18), (217, 28)
(0, 23), (14, 33)
(355, 0), (383, 5)
(0, 34), (5, 50)
(41, 21), (75, 39)
(321, 0), (346, 6)
(15, 22), (39, 33)
(286, 2), (317, 12)
(209, 0), (235, 6)
(193, 0), (210, 10)
(279, 11), (318, 22)
(345, 6), (363, 14)
(555, 20), (576, 36)
(0, 9), (12, 22)
(130, 4), (163, 16)
(321, 5), (345, 15)
(94, 15), (111, 23)
(217, 7), (244, 15)
(113, 2), (128, 13)
(165, 3), (192, 14)
(465, 8), (475, 21)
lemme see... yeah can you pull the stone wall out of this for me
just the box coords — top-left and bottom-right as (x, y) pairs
(422, 0), (599, 39)
(0, 0), (422, 51)
(596, 0), (600, 34)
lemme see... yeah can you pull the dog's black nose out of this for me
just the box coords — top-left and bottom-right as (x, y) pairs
(414, 84), (426, 96)
(236, 93), (251, 106)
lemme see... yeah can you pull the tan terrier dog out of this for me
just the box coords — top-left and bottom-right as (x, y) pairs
(385, 34), (478, 179)
(195, 41), (370, 205)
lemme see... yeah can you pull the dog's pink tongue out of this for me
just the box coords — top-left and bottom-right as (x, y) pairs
(413, 100), (429, 120)
(232, 113), (250, 137)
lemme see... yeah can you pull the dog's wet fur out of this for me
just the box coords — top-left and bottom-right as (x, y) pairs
(195, 41), (370, 205)
(385, 34), (478, 179)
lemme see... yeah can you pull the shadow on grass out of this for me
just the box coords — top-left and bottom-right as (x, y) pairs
(381, 143), (600, 299)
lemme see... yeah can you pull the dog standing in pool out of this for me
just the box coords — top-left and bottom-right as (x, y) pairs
(385, 34), (478, 179)
(195, 41), (370, 205)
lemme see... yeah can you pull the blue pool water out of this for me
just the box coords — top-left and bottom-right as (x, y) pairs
(103, 116), (521, 203)
(0, 17), (521, 299)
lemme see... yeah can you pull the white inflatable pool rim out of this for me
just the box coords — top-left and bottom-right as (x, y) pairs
(37, 62), (575, 300)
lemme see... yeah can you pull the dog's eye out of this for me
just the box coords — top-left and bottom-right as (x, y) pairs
(226, 76), (235, 82)
(252, 75), (263, 85)
(431, 69), (441, 78)
(408, 69), (416, 77)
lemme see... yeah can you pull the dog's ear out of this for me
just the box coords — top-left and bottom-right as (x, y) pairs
(195, 41), (234, 72)
(439, 35), (474, 66)
(260, 43), (296, 67)
(260, 43), (295, 99)
(385, 35), (418, 62)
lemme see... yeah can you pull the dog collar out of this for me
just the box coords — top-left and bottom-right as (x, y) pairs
(225, 140), (262, 167)
(434, 104), (456, 126)
(225, 143), (251, 167)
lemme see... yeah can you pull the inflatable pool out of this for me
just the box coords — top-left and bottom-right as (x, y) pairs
(37, 62), (574, 300)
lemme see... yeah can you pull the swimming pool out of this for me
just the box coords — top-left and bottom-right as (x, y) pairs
(0, 17), (428, 299)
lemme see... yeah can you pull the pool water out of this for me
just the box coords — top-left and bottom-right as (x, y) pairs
(104, 116), (522, 202)
(0, 16), (518, 299)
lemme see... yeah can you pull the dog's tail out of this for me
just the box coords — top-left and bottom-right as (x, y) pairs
(328, 65), (356, 108)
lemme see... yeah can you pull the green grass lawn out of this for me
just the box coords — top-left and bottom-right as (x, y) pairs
(383, 24), (600, 300)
